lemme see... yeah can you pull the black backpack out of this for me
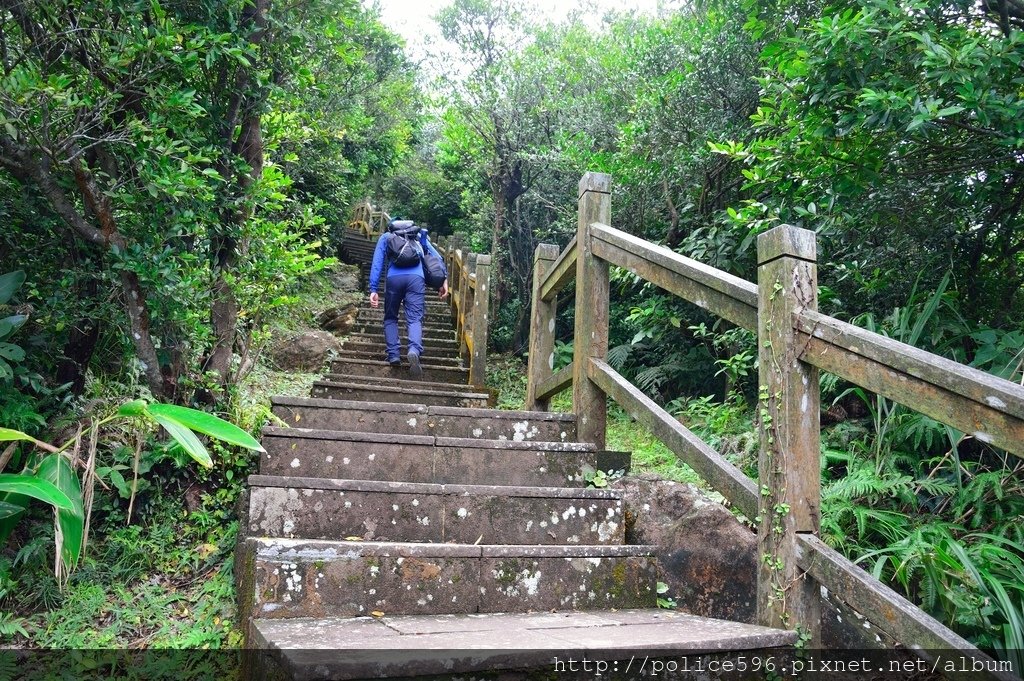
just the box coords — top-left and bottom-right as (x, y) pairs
(386, 221), (422, 268)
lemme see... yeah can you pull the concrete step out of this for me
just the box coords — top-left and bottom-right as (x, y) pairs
(322, 373), (466, 393)
(356, 324), (455, 340)
(338, 339), (461, 363)
(334, 350), (464, 368)
(271, 397), (577, 442)
(245, 476), (624, 545)
(238, 538), (657, 621)
(311, 380), (488, 408)
(248, 610), (797, 680)
(328, 358), (469, 384)
(358, 309), (452, 325)
(259, 427), (595, 486)
(341, 333), (460, 353)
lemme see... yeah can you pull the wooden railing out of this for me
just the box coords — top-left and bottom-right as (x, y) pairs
(440, 235), (491, 388)
(347, 198), (391, 238)
(526, 172), (1024, 673)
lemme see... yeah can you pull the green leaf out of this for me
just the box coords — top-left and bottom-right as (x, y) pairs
(117, 399), (148, 417)
(0, 500), (24, 520)
(36, 454), (84, 567)
(146, 403), (263, 451)
(0, 474), (75, 511)
(0, 427), (42, 446)
(0, 315), (27, 341)
(0, 343), (25, 362)
(149, 413), (213, 468)
(0, 271), (25, 304)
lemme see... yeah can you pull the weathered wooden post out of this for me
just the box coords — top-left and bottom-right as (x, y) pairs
(470, 255), (492, 387)
(459, 253), (477, 364)
(572, 172), (611, 449)
(526, 244), (561, 410)
(446, 235), (465, 322)
(756, 224), (821, 640)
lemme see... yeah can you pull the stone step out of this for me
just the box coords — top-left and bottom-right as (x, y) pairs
(260, 427), (595, 486)
(245, 476), (624, 545)
(311, 380), (488, 408)
(334, 349), (464, 368)
(249, 610), (797, 680)
(271, 397), (577, 442)
(321, 373), (466, 393)
(238, 538), (657, 621)
(358, 309), (452, 325)
(342, 333), (460, 352)
(328, 358), (469, 384)
(337, 339), (461, 363)
(356, 323), (455, 340)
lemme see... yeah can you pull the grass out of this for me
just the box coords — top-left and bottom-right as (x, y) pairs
(488, 354), (727, 487)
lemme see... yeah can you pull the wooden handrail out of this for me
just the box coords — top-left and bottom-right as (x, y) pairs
(591, 223), (757, 331)
(524, 171), (1022, 668)
(795, 535), (1018, 681)
(796, 309), (1024, 456)
(539, 235), (577, 302)
(588, 358), (758, 518)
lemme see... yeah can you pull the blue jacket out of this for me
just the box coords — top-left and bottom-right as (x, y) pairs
(369, 228), (446, 293)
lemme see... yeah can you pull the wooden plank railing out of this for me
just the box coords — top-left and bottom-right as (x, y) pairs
(525, 171), (1024, 672)
(441, 236), (491, 388)
(347, 198), (391, 239)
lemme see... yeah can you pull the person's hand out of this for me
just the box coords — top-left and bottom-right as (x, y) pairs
(369, 291), (379, 308)
(438, 280), (449, 299)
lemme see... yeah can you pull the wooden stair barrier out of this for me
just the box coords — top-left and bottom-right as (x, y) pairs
(525, 172), (1024, 678)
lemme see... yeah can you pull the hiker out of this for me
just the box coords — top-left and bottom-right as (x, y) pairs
(368, 219), (448, 379)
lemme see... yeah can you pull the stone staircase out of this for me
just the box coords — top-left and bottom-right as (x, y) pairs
(236, 230), (795, 679)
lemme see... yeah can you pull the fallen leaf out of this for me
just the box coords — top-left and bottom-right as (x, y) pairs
(370, 611), (385, 618)
(345, 536), (363, 541)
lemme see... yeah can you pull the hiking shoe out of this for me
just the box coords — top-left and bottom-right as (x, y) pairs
(408, 353), (422, 380)
(388, 358), (402, 368)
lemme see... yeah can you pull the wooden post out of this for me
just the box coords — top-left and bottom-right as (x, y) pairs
(756, 224), (821, 640)
(459, 253), (477, 364)
(526, 244), (561, 410)
(470, 255), (492, 387)
(447, 236), (465, 323)
(572, 172), (611, 448)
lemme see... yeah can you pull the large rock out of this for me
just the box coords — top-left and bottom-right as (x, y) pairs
(317, 304), (359, 334)
(616, 473), (757, 623)
(270, 329), (341, 372)
(327, 266), (360, 294)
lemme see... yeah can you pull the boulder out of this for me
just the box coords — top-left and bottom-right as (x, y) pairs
(616, 473), (757, 623)
(327, 266), (360, 294)
(318, 304), (359, 335)
(270, 330), (341, 372)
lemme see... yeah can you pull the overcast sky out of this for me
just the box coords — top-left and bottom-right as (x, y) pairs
(373, 0), (665, 61)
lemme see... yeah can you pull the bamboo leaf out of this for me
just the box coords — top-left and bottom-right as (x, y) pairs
(0, 474), (75, 510)
(35, 454), (84, 568)
(0, 271), (25, 305)
(145, 404), (263, 451)
(149, 413), (213, 468)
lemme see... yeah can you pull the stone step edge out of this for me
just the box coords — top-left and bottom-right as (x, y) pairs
(249, 537), (654, 559)
(322, 373), (470, 392)
(261, 426), (595, 450)
(249, 612), (797, 681)
(248, 474), (620, 500)
(329, 358), (464, 371)
(271, 396), (577, 423)
(312, 380), (487, 400)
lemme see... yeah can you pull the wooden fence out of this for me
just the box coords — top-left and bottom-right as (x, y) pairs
(440, 236), (491, 388)
(526, 172), (1024, 675)
(347, 199), (391, 238)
